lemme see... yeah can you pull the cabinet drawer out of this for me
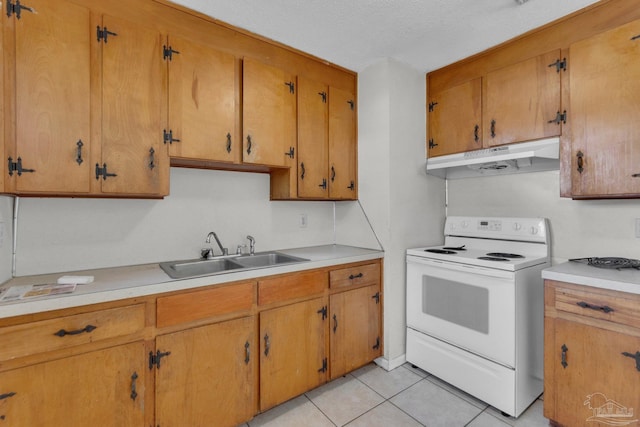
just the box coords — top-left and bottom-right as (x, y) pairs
(258, 270), (327, 306)
(330, 263), (380, 290)
(157, 282), (256, 328)
(0, 304), (145, 361)
(554, 285), (640, 327)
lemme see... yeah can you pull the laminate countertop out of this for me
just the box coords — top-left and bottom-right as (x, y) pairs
(0, 245), (384, 319)
(542, 261), (640, 295)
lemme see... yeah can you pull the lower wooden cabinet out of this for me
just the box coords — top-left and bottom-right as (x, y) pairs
(330, 284), (381, 379)
(544, 280), (640, 427)
(0, 341), (147, 426)
(0, 259), (383, 426)
(155, 316), (257, 426)
(259, 296), (328, 411)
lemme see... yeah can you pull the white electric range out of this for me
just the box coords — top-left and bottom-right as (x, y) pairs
(406, 216), (550, 417)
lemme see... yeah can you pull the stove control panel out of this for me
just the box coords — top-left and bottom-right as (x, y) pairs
(446, 216), (548, 243)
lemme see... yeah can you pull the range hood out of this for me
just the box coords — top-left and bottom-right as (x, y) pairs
(425, 137), (560, 179)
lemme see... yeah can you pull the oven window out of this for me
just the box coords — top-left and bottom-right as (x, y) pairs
(422, 276), (489, 334)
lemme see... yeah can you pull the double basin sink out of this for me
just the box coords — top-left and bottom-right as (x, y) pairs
(159, 252), (309, 279)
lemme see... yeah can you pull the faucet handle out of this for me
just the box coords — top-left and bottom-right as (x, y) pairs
(246, 235), (255, 255)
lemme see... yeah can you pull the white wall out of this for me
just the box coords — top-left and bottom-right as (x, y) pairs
(345, 58), (445, 368)
(14, 168), (338, 276)
(447, 170), (640, 262)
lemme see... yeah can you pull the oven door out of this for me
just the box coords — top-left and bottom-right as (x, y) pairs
(406, 255), (515, 367)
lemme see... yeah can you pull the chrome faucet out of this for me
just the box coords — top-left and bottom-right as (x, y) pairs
(246, 235), (255, 255)
(205, 232), (228, 258)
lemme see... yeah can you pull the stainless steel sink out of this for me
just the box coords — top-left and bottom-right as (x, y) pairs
(159, 252), (308, 279)
(159, 257), (243, 279)
(233, 252), (308, 268)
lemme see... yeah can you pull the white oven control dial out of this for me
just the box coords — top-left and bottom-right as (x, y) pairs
(513, 223), (522, 231)
(530, 226), (539, 235)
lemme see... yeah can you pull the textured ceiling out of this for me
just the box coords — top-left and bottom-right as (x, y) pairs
(172, 0), (601, 73)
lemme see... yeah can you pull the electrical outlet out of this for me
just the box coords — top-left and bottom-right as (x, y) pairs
(636, 218), (640, 238)
(299, 214), (308, 228)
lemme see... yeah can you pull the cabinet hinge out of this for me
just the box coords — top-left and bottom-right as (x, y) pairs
(372, 292), (380, 304)
(96, 26), (117, 43)
(318, 358), (328, 373)
(373, 337), (380, 350)
(347, 100), (355, 110)
(6, 0), (33, 19)
(7, 157), (35, 177)
(317, 306), (327, 320)
(285, 81), (295, 94)
(548, 58), (567, 73)
(163, 45), (180, 61)
(347, 181), (355, 191)
(548, 110), (567, 125)
(428, 101), (438, 112)
(163, 129), (181, 144)
(95, 163), (117, 180)
(428, 139), (438, 149)
(285, 146), (295, 159)
(149, 350), (171, 370)
(318, 91), (327, 103)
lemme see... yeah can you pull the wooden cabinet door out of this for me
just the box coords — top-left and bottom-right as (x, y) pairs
(167, 35), (238, 163)
(155, 316), (256, 427)
(328, 86), (357, 199)
(11, 0), (91, 194)
(297, 76), (329, 198)
(0, 342), (146, 426)
(242, 58), (296, 168)
(259, 297), (327, 411)
(100, 15), (167, 196)
(428, 78), (482, 157)
(484, 50), (562, 147)
(330, 284), (381, 379)
(570, 19), (640, 198)
(550, 319), (640, 427)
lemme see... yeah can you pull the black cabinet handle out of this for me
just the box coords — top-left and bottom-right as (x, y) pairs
(331, 166), (336, 182)
(576, 151), (584, 174)
(576, 301), (614, 313)
(244, 341), (250, 365)
(264, 333), (270, 356)
(130, 372), (138, 401)
(54, 324), (96, 337)
(490, 119), (496, 138)
(474, 125), (479, 143)
(76, 140), (84, 165)
(0, 392), (16, 401)
(300, 162), (305, 180)
(333, 314), (338, 333)
(148, 147), (155, 170)
(246, 135), (252, 155)
(561, 344), (568, 368)
(349, 273), (363, 280)
(226, 133), (232, 153)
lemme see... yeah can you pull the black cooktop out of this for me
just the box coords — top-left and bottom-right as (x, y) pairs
(570, 257), (640, 270)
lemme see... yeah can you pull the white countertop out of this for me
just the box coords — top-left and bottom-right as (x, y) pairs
(542, 261), (640, 295)
(0, 245), (384, 319)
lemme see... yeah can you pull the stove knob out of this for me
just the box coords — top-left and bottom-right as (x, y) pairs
(513, 223), (522, 231)
(461, 221), (468, 228)
(530, 226), (539, 235)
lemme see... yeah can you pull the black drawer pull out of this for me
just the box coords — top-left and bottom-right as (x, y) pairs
(561, 344), (568, 368)
(0, 392), (16, 401)
(576, 301), (614, 313)
(54, 324), (97, 337)
(348, 273), (363, 280)
(622, 351), (640, 371)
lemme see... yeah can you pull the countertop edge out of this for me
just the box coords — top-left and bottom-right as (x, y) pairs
(542, 262), (640, 295)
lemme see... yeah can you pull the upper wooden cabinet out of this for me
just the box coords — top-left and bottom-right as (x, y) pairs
(166, 35), (238, 164)
(296, 78), (357, 200)
(427, 78), (482, 157)
(484, 50), (563, 147)
(569, 19), (640, 198)
(99, 14), (168, 197)
(243, 58), (297, 168)
(427, 50), (563, 158)
(5, 0), (92, 195)
(3, 4), (169, 197)
(328, 86), (357, 199)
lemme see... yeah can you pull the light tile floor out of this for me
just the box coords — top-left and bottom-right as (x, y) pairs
(242, 363), (548, 427)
